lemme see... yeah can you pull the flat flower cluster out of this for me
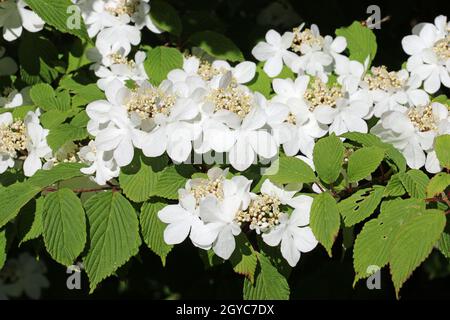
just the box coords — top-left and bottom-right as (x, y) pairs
(0, 0), (449, 271)
(158, 167), (317, 266)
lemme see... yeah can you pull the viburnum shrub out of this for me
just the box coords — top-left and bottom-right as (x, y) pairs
(0, 0), (449, 299)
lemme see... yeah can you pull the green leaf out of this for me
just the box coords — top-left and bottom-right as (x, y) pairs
(149, 0), (182, 36)
(19, 197), (44, 245)
(0, 229), (6, 269)
(347, 146), (385, 183)
(243, 254), (289, 300)
(43, 188), (86, 266)
(84, 192), (141, 292)
(0, 182), (41, 229)
(435, 134), (450, 169)
(28, 163), (87, 189)
(426, 173), (450, 198)
(341, 132), (406, 173)
(353, 198), (425, 283)
(30, 84), (71, 112)
(47, 124), (88, 152)
(384, 173), (406, 197)
(19, 33), (60, 84)
(40, 109), (72, 129)
(264, 154), (316, 185)
(338, 186), (385, 227)
(390, 210), (446, 298)
(67, 39), (93, 73)
(313, 134), (344, 184)
(188, 31), (244, 62)
(230, 234), (258, 283)
(310, 192), (340, 256)
(437, 233), (450, 259)
(335, 21), (377, 65)
(140, 200), (173, 266)
(119, 154), (166, 202)
(153, 164), (196, 200)
(144, 46), (183, 86)
(24, 0), (90, 41)
(398, 169), (430, 199)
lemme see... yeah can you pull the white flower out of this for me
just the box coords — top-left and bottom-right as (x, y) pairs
(262, 194), (318, 267)
(252, 29), (298, 77)
(23, 110), (52, 177)
(133, 80), (203, 163)
(371, 102), (450, 172)
(86, 80), (144, 167)
(131, 0), (163, 33)
(0, 0), (44, 41)
(334, 55), (367, 93)
(210, 60), (256, 84)
(367, 68), (429, 118)
(0, 87), (31, 109)
(78, 140), (120, 185)
(77, 0), (119, 38)
(0, 110), (50, 177)
(158, 192), (216, 247)
(314, 87), (372, 136)
(290, 23), (347, 82)
(401, 15), (450, 93)
(95, 14), (141, 57)
(0, 46), (17, 75)
(90, 50), (148, 91)
(270, 75), (328, 157)
(199, 195), (243, 260)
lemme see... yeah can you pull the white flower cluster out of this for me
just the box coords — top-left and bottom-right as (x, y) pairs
(81, 16), (450, 185)
(84, 57), (280, 184)
(74, 0), (160, 90)
(0, 109), (51, 176)
(158, 167), (318, 267)
(250, 17), (450, 172)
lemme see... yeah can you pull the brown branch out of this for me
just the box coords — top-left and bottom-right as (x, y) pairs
(43, 186), (120, 193)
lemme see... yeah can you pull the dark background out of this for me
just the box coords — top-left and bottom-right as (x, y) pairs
(6, 0), (450, 300)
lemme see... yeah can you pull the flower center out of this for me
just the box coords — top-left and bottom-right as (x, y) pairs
(363, 66), (404, 90)
(304, 78), (343, 110)
(190, 177), (224, 205)
(235, 194), (281, 233)
(291, 27), (324, 52)
(197, 60), (221, 81)
(109, 53), (136, 67)
(0, 120), (26, 157)
(286, 112), (297, 125)
(208, 83), (253, 118)
(433, 36), (450, 61)
(105, 0), (139, 16)
(408, 104), (438, 132)
(125, 88), (175, 120)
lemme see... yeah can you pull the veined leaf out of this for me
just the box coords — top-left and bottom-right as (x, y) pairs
(353, 198), (425, 283)
(43, 188), (86, 266)
(140, 200), (173, 265)
(24, 0), (90, 41)
(338, 186), (385, 227)
(310, 192), (340, 256)
(243, 254), (289, 300)
(84, 192), (141, 292)
(313, 134), (344, 184)
(390, 210), (446, 298)
(347, 146), (385, 183)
